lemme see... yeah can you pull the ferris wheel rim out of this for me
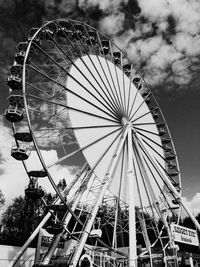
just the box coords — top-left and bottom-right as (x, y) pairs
(4, 18), (188, 267)
(20, 18), (182, 206)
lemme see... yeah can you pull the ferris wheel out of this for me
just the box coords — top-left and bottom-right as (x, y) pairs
(5, 19), (200, 267)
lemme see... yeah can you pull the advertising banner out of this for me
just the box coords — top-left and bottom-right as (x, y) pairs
(34, 228), (77, 264)
(171, 223), (199, 246)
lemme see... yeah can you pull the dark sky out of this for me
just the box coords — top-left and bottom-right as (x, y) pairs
(158, 89), (200, 200)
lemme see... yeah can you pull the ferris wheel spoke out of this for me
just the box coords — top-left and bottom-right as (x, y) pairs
(133, 126), (160, 137)
(53, 24), (75, 59)
(47, 126), (123, 168)
(46, 35), (73, 68)
(34, 129), (60, 140)
(88, 45), (125, 114)
(130, 93), (151, 122)
(135, 135), (178, 195)
(125, 71), (133, 116)
(111, 55), (126, 114)
(103, 58), (125, 114)
(122, 66), (127, 115)
(72, 26), (125, 114)
(132, 150), (147, 211)
(32, 42), (120, 120)
(54, 32), (123, 118)
(27, 66), (119, 122)
(134, 131), (165, 159)
(142, 154), (169, 204)
(111, 145), (126, 248)
(128, 84), (140, 119)
(27, 106), (53, 117)
(94, 56), (124, 114)
(63, 125), (119, 131)
(26, 82), (54, 98)
(79, 132), (127, 204)
(155, 159), (181, 197)
(132, 143), (157, 212)
(87, 54), (123, 114)
(56, 127), (128, 259)
(133, 122), (156, 126)
(43, 35), (121, 119)
(79, 56), (122, 118)
(155, 155), (180, 180)
(27, 93), (119, 125)
(27, 92), (66, 106)
(116, 144), (126, 202)
(82, 55), (124, 118)
(140, 137), (167, 162)
(86, 55), (124, 116)
(132, 133), (171, 223)
(45, 23), (125, 115)
(131, 110), (152, 124)
(132, 145), (164, 246)
(28, 64), (120, 121)
(136, 130), (178, 175)
(143, 152), (180, 216)
(66, 106), (118, 124)
(26, 93), (68, 123)
(52, 107), (68, 121)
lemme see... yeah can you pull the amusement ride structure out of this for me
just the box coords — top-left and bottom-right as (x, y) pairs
(5, 19), (200, 267)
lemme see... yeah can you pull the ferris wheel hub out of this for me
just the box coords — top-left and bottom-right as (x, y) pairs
(121, 116), (129, 127)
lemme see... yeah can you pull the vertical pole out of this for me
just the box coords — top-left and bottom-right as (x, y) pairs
(69, 127), (129, 267)
(189, 255), (194, 267)
(136, 208), (152, 263)
(112, 198), (119, 249)
(132, 132), (174, 267)
(127, 127), (137, 267)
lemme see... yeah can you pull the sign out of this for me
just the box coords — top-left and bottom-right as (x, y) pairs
(34, 228), (77, 264)
(171, 223), (199, 246)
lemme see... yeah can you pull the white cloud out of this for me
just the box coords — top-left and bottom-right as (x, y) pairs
(144, 68), (168, 87)
(137, 36), (163, 60)
(99, 12), (125, 35)
(79, 0), (200, 89)
(126, 42), (140, 63)
(169, 0), (200, 35)
(138, 0), (170, 21)
(114, 29), (140, 51)
(0, 118), (27, 208)
(78, 0), (128, 12)
(157, 21), (168, 33)
(120, 0), (200, 87)
(173, 33), (200, 57)
(150, 44), (181, 70)
(182, 193), (200, 216)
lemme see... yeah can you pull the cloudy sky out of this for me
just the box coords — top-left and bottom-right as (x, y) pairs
(0, 0), (200, 215)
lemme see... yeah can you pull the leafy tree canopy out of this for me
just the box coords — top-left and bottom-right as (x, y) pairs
(0, 179), (67, 246)
(0, 189), (5, 208)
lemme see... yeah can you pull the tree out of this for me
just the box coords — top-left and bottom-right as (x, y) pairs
(0, 178), (67, 246)
(0, 196), (26, 245)
(0, 190), (5, 209)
